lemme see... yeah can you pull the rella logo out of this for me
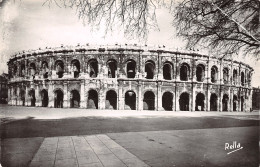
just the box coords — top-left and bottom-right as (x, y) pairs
(225, 141), (243, 155)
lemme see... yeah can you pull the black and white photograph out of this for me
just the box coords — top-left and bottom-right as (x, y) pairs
(0, 0), (259, 166)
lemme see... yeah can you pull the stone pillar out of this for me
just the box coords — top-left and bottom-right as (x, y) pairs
(80, 80), (86, 108)
(192, 89), (196, 112)
(25, 86), (29, 106)
(35, 84), (40, 107)
(17, 86), (21, 106)
(219, 89), (223, 112)
(138, 83), (143, 111)
(207, 90), (210, 111)
(63, 82), (68, 108)
(99, 88), (105, 110)
(157, 82), (163, 111)
(175, 89), (180, 111)
(176, 57), (180, 81)
(230, 90), (233, 112)
(118, 82), (124, 110)
(8, 86), (12, 105)
(157, 53), (163, 80)
(48, 82), (54, 107)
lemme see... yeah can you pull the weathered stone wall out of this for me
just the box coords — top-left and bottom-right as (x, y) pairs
(7, 45), (254, 111)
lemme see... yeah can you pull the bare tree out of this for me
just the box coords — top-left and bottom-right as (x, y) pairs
(175, 0), (260, 58)
(44, 0), (259, 58)
(44, 0), (168, 40)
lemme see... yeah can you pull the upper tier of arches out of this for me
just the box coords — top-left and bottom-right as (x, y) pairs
(8, 45), (253, 87)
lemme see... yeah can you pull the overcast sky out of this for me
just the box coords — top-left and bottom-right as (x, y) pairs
(0, 0), (259, 87)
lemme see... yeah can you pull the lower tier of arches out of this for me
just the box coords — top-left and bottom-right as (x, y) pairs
(8, 81), (252, 112)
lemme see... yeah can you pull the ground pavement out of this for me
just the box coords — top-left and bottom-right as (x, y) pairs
(0, 106), (259, 167)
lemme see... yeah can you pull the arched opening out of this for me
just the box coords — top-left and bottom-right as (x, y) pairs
(30, 63), (36, 77)
(241, 72), (245, 86)
(54, 89), (63, 108)
(13, 65), (17, 77)
(41, 89), (48, 107)
(70, 90), (80, 108)
(20, 89), (25, 106)
(162, 92), (173, 111)
(143, 91), (155, 110)
(126, 60), (136, 78)
(107, 60), (117, 78)
(211, 66), (218, 83)
(125, 91), (136, 110)
(145, 61), (155, 79)
(55, 60), (64, 78)
(105, 90), (117, 109)
(179, 92), (189, 111)
(196, 64), (205, 82)
(163, 62), (172, 80)
(223, 68), (229, 84)
(180, 63), (190, 81)
(20, 63), (25, 77)
(241, 96), (244, 111)
(222, 94), (229, 111)
(28, 89), (36, 107)
(42, 61), (49, 78)
(233, 69), (238, 85)
(210, 93), (218, 111)
(71, 60), (80, 78)
(88, 59), (98, 78)
(87, 90), (98, 109)
(233, 95), (238, 111)
(195, 93), (205, 111)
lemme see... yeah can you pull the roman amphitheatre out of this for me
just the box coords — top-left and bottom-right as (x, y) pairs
(7, 44), (253, 112)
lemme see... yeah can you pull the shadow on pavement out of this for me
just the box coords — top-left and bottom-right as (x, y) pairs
(0, 116), (259, 139)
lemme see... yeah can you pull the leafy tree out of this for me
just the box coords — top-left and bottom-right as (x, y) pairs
(44, 0), (259, 58)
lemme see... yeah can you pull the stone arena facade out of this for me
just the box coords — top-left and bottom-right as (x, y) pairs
(7, 44), (254, 112)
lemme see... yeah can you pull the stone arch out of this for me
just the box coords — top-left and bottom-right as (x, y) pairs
(241, 71), (245, 86)
(241, 96), (244, 111)
(233, 95), (238, 111)
(211, 65), (218, 83)
(143, 91), (155, 110)
(28, 89), (36, 107)
(54, 89), (63, 108)
(42, 61), (49, 78)
(105, 90), (117, 109)
(70, 89), (80, 108)
(125, 91), (136, 110)
(179, 92), (189, 111)
(29, 62), (36, 77)
(163, 61), (173, 80)
(210, 93), (218, 111)
(196, 64), (205, 82)
(145, 60), (155, 79)
(71, 59), (80, 78)
(233, 69), (238, 85)
(223, 67), (229, 84)
(126, 59), (136, 78)
(107, 59), (117, 78)
(195, 93), (205, 111)
(87, 89), (98, 109)
(55, 60), (64, 78)
(222, 94), (229, 111)
(13, 65), (17, 77)
(162, 92), (173, 111)
(41, 89), (49, 107)
(180, 63), (190, 81)
(20, 89), (25, 106)
(88, 59), (98, 78)
(20, 63), (25, 77)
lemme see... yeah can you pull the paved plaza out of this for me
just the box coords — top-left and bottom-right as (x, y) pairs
(0, 105), (259, 167)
